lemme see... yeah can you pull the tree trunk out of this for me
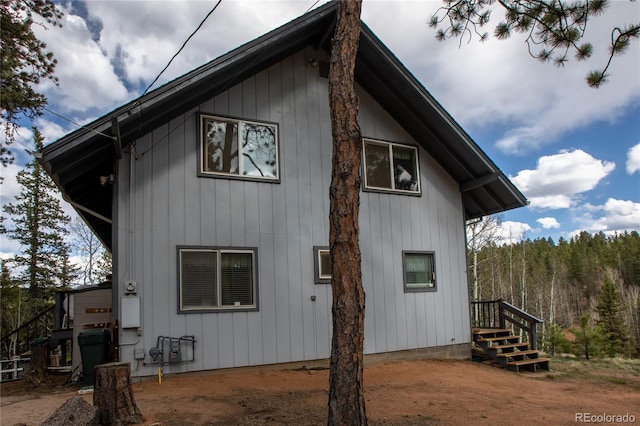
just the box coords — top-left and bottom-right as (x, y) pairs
(94, 362), (143, 425)
(327, 1), (366, 425)
(26, 338), (49, 386)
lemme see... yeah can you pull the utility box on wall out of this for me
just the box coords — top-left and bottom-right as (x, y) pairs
(121, 297), (140, 328)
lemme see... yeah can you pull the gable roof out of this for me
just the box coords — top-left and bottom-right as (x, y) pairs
(39, 1), (527, 251)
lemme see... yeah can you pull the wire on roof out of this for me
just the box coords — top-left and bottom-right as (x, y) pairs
(139, 0), (223, 99)
(304, 0), (322, 14)
(43, 107), (114, 140)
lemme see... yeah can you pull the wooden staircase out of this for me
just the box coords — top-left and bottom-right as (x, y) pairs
(473, 328), (550, 372)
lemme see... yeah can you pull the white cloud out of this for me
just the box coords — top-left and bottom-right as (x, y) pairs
(496, 221), (532, 244)
(35, 119), (70, 145)
(26, 1), (320, 129)
(571, 198), (640, 235)
(597, 198), (640, 231)
(32, 7), (131, 114)
(78, 1), (308, 91)
(536, 217), (560, 229)
(510, 149), (615, 210)
(626, 143), (640, 175)
(0, 239), (22, 260)
(0, 162), (24, 205)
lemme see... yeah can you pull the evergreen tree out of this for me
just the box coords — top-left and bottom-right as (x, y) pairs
(596, 276), (632, 357)
(1, 128), (72, 314)
(572, 314), (605, 360)
(544, 322), (571, 355)
(0, 0), (62, 165)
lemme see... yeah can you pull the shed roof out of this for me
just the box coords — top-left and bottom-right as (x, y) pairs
(39, 2), (527, 251)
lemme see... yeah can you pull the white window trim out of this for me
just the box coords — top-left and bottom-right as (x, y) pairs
(402, 251), (436, 293)
(313, 246), (331, 284)
(362, 138), (421, 195)
(199, 114), (280, 182)
(178, 246), (259, 313)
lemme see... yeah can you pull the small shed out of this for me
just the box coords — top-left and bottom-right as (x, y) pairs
(51, 282), (112, 369)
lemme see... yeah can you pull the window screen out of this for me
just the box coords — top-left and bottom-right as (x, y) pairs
(403, 251), (436, 292)
(179, 247), (257, 312)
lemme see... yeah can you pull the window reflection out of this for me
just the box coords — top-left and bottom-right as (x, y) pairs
(201, 115), (279, 181)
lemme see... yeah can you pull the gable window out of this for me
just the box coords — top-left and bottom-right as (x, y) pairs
(403, 251), (436, 292)
(200, 114), (279, 181)
(363, 139), (420, 194)
(178, 247), (258, 312)
(313, 246), (331, 284)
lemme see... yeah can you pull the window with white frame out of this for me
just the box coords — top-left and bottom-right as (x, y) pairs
(200, 114), (279, 181)
(178, 247), (258, 312)
(403, 251), (436, 292)
(363, 139), (420, 194)
(314, 246), (331, 284)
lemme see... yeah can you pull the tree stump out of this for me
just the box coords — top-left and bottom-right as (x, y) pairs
(93, 362), (143, 425)
(25, 337), (49, 386)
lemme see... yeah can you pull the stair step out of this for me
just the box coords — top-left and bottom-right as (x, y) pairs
(508, 357), (551, 367)
(497, 350), (539, 358)
(473, 328), (512, 336)
(477, 335), (520, 343)
(490, 342), (529, 350)
(507, 357), (551, 373)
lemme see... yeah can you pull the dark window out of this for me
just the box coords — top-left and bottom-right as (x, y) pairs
(179, 247), (257, 312)
(363, 139), (420, 194)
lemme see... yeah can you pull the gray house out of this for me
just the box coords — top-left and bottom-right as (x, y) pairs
(40, 3), (526, 377)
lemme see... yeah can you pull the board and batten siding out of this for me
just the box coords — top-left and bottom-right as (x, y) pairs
(116, 47), (471, 377)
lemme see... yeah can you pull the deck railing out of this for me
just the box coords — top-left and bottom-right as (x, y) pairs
(0, 358), (30, 382)
(0, 305), (55, 360)
(471, 298), (543, 350)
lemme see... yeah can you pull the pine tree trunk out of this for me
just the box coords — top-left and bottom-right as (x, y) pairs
(93, 362), (143, 425)
(327, 1), (366, 425)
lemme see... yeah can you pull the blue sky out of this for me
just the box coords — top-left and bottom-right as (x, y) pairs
(1, 0), (639, 258)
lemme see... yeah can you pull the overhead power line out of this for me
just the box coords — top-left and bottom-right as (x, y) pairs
(140, 0), (223, 98)
(42, 107), (113, 139)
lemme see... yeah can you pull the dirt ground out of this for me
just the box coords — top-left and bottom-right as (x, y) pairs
(1, 358), (638, 425)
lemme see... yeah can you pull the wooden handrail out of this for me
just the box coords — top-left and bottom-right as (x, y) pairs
(499, 299), (543, 324)
(471, 298), (542, 350)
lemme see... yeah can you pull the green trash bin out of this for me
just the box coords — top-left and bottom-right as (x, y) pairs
(78, 329), (110, 385)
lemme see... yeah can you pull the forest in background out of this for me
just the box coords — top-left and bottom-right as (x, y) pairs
(468, 216), (640, 358)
